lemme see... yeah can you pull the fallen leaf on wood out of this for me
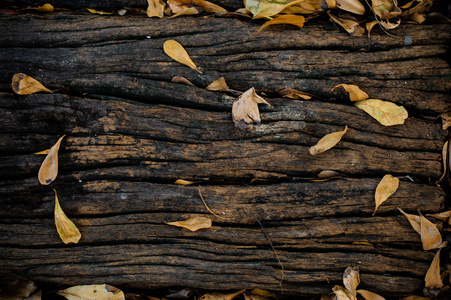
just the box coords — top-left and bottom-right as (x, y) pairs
(166, 288), (194, 298)
(54, 190), (81, 244)
(354, 99), (408, 126)
(420, 213), (443, 250)
(410, 12), (426, 23)
(167, 216), (212, 231)
(332, 84), (369, 101)
(425, 249), (443, 290)
(172, 76), (197, 87)
(206, 77), (229, 91)
(343, 267), (360, 300)
(24, 3), (54, 12)
(326, 0), (365, 14)
(372, 0), (402, 19)
(58, 284), (124, 300)
(402, 296), (431, 300)
(257, 15), (306, 33)
(147, 0), (165, 17)
(437, 141), (448, 182)
(86, 8), (115, 14)
(373, 174), (399, 215)
(174, 179), (197, 185)
(12, 73), (52, 95)
(357, 290), (385, 300)
(0, 277), (38, 300)
(169, 6), (201, 17)
(400, 0), (433, 18)
(398, 208), (421, 234)
(232, 87), (271, 130)
(34, 149), (50, 155)
(366, 21), (379, 38)
(427, 210), (451, 225)
(379, 17), (401, 29)
(317, 170), (342, 179)
(352, 241), (374, 246)
(248, 289), (277, 299)
(279, 88), (312, 100)
(439, 112), (451, 130)
(332, 285), (354, 300)
(163, 40), (201, 73)
(309, 125), (348, 155)
(200, 290), (245, 300)
(245, 0), (307, 18)
(328, 13), (364, 36)
(168, 0), (228, 14)
(38, 135), (65, 185)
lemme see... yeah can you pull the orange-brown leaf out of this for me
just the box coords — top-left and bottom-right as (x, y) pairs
(206, 77), (229, 91)
(309, 126), (348, 155)
(167, 216), (212, 231)
(427, 210), (451, 225)
(57, 284), (124, 300)
(420, 214), (443, 250)
(54, 190), (81, 244)
(147, 0), (165, 17)
(332, 84), (369, 102)
(279, 88), (312, 100)
(425, 249), (443, 289)
(12, 73), (52, 95)
(38, 135), (65, 185)
(258, 15), (305, 33)
(398, 207), (421, 234)
(373, 174), (399, 215)
(163, 40), (201, 73)
(328, 13), (364, 36)
(174, 179), (197, 185)
(357, 290), (385, 300)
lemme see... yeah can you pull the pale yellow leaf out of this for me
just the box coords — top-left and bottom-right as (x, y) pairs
(147, 0), (165, 17)
(278, 88), (312, 100)
(245, 0), (308, 18)
(57, 284), (124, 300)
(357, 290), (385, 300)
(332, 285), (354, 300)
(12, 73), (52, 95)
(163, 40), (201, 73)
(167, 216), (212, 231)
(332, 84), (369, 101)
(232, 87), (271, 130)
(366, 21), (378, 38)
(200, 290), (245, 300)
(309, 125), (348, 155)
(206, 77), (229, 91)
(420, 213), (442, 250)
(354, 99), (408, 126)
(425, 249), (443, 289)
(439, 112), (451, 130)
(257, 15), (306, 33)
(343, 267), (360, 300)
(437, 141), (448, 182)
(398, 208), (421, 234)
(328, 13), (364, 36)
(373, 174), (399, 215)
(427, 210), (451, 225)
(86, 8), (114, 14)
(54, 190), (81, 244)
(171, 76), (197, 87)
(336, 0), (365, 14)
(174, 179), (197, 185)
(38, 135), (65, 185)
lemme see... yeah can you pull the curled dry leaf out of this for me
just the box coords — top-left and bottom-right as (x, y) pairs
(168, 0), (228, 14)
(54, 190), (81, 244)
(257, 15), (306, 33)
(332, 84), (369, 102)
(244, 0), (308, 18)
(169, 6), (201, 17)
(232, 87), (271, 130)
(12, 73), (52, 95)
(332, 286), (354, 300)
(354, 99), (408, 126)
(279, 88), (312, 100)
(439, 112), (451, 130)
(372, 0), (402, 19)
(326, 0), (365, 15)
(343, 267), (360, 300)
(167, 216), (212, 231)
(25, 3), (54, 12)
(57, 284), (124, 300)
(309, 125), (348, 155)
(373, 174), (399, 215)
(420, 213), (443, 250)
(357, 290), (385, 300)
(425, 249), (443, 290)
(172, 76), (197, 87)
(427, 210), (451, 225)
(147, 0), (165, 17)
(366, 21), (379, 38)
(410, 12), (426, 24)
(163, 40), (201, 73)
(200, 290), (246, 300)
(328, 13), (364, 36)
(174, 179), (197, 185)
(400, 0), (433, 18)
(205, 77), (229, 91)
(38, 135), (65, 185)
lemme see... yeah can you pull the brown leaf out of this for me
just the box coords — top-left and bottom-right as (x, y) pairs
(279, 88), (312, 100)
(400, 0), (433, 18)
(171, 76), (197, 87)
(232, 87), (270, 130)
(372, 0), (402, 19)
(439, 112), (451, 130)
(373, 174), (399, 215)
(356, 290), (385, 300)
(38, 135), (65, 185)
(163, 40), (201, 73)
(0, 277), (38, 300)
(354, 99), (408, 126)
(427, 210), (451, 225)
(410, 12), (426, 23)
(257, 15), (306, 33)
(425, 249), (443, 289)
(57, 284), (124, 300)
(248, 289), (277, 299)
(167, 216), (212, 231)
(54, 190), (81, 244)
(199, 290), (245, 300)
(168, 0), (227, 14)
(366, 21), (379, 38)
(309, 125), (348, 155)
(147, 0), (165, 17)
(206, 77), (229, 91)
(335, 0), (366, 15)
(86, 8), (115, 14)
(420, 213), (443, 250)
(25, 3), (54, 12)
(398, 208), (421, 234)
(437, 141), (448, 182)
(332, 84), (369, 102)
(245, 0), (312, 18)
(328, 13), (364, 36)
(169, 6), (201, 18)
(343, 267), (360, 300)
(332, 285), (354, 300)
(12, 73), (52, 95)
(174, 179), (197, 185)
(402, 297), (431, 300)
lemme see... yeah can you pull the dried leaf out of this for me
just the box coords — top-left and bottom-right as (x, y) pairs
(54, 190), (81, 244)
(332, 286), (354, 300)
(25, 3), (54, 12)
(343, 267), (360, 300)
(336, 0), (366, 15)
(86, 8), (114, 14)
(309, 125), (348, 155)
(245, 0), (308, 18)
(206, 77), (229, 91)
(425, 249), (443, 289)
(174, 179), (197, 185)
(328, 13), (364, 36)
(352, 241), (374, 246)
(34, 149), (50, 155)
(354, 99), (408, 126)
(357, 290), (385, 300)
(232, 87), (271, 130)
(57, 284), (124, 300)
(398, 208), (421, 234)
(366, 20), (379, 38)
(279, 88), (312, 100)
(257, 15), (306, 33)
(400, 0), (433, 18)
(199, 290), (245, 300)
(379, 18), (401, 29)
(402, 297), (431, 300)
(437, 141), (448, 182)
(167, 216), (212, 231)
(147, 0), (165, 17)
(169, 6), (201, 17)
(439, 112), (451, 130)
(0, 278), (38, 300)
(410, 12), (426, 23)
(332, 84), (369, 102)
(317, 170), (341, 179)
(373, 174), (399, 215)
(171, 76), (197, 87)
(420, 213), (442, 250)
(166, 288), (194, 299)
(249, 289), (277, 299)
(12, 73), (52, 95)
(168, 0), (228, 14)
(38, 135), (65, 185)
(427, 210), (451, 225)
(372, 0), (402, 19)
(163, 40), (201, 73)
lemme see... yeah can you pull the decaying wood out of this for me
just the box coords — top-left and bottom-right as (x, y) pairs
(0, 11), (449, 298)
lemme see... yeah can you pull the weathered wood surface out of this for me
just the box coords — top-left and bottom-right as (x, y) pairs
(0, 12), (450, 298)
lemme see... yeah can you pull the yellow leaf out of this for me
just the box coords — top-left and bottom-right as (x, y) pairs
(200, 290), (246, 300)
(354, 99), (408, 126)
(343, 267), (360, 300)
(439, 112), (451, 130)
(174, 179), (197, 185)
(206, 77), (229, 91)
(373, 174), (399, 215)
(57, 284), (124, 300)
(38, 135), (65, 185)
(167, 216), (212, 231)
(30, 3), (54, 12)
(34, 149), (50, 155)
(147, 0), (165, 17)
(245, 0), (308, 18)
(425, 249), (443, 289)
(168, 0), (228, 14)
(352, 241), (374, 247)
(12, 73), (52, 95)
(420, 213), (443, 250)
(163, 40), (201, 73)
(427, 210), (451, 225)
(54, 190), (81, 244)
(86, 8), (115, 14)
(399, 0), (433, 18)
(232, 87), (271, 130)
(366, 21), (379, 38)
(332, 84), (369, 102)
(336, 0), (365, 15)
(278, 88), (312, 100)
(410, 12), (426, 24)
(309, 125), (348, 155)
(357, 290), (385, 300)
(398, 208), (421, 234)
(171, 76), (197, 87)
(257, 15), (306, 33)
(328, 13), (364, 36)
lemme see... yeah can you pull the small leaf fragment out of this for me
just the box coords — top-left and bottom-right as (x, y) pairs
(86, 8), (115, 14)
(12, 73), (52, 95)
(172, 76), (197, 87)
(373, 174), (399, 215)
(425, 249), (443, 290)
(335, 0), (366, 15)
(437, 140), (448, 182)
(38, 135), (65, 185)
(168, 0), (228, 14)
(163, 40), (201, 73)
(366, 21), (378, 38)
(402, 296), (431, 300)
(257, 15), (306, 33)
(279, 88), (312, 100)
(249, 289), (277, 299)
(167, 216), (212, 231)
(232, 87), (271, 130)
(439, 112), (451, 130)
(332, 285), (354, 300)
(427, 210), (451, 225)
(352, 241), (374, 247)
(328, 13), (364, 36)
(309, 125), (348, 155)
(355, 99), (408, 126)
(147, 0), (165, 17)
(25, 3), (54, 12)
(57, 284), (124, 300)
(332, 84), (369, 102)
(357, 290), (385, 300)
(174, 179), (197, 185)
(169, 6), (201, 18)
(34, 149), (50, 155)
(54, 190), (81, 244)
(420, 213), (443, 250)
(206, 77), (229, 91)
